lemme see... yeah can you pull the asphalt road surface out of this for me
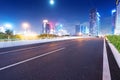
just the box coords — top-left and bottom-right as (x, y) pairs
(0, 38), (104, 80)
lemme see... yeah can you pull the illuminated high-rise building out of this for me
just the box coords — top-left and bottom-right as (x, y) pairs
(75, 25), (81, 35)
(75, 25), (88, 35)
(42, 20), (55, 34)
(111, 9), (116, 34)
(115, 0), (120, 35)
(42, 20), (48, 34)
(46, 23), (51, 34)
(89, 9), (100, 36)
(80, 25), (87, 34)
(49, 22), (55, 34)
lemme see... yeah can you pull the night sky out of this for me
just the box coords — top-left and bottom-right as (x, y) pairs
(0, 0), (116, 34)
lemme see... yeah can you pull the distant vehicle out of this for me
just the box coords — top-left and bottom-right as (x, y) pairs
(96, 36), (99, 38)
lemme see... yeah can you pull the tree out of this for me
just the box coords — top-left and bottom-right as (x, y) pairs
(0, 32), (6, 39)
(5, 29), (13, 39)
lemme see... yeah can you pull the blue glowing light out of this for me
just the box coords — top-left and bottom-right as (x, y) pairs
(50, 0), (54, 5)
(112, 9), (116, 15)
(4, 23), (13, 30)
(97, 12), (101, 17)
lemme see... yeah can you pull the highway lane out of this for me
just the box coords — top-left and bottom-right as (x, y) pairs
(0, 38), (103, 80)
(0, 39), (77, 68)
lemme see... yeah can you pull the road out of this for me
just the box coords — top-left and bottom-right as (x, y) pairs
(0, 38), (104, 80)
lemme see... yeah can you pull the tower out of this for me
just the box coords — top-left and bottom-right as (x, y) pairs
(115, 0), (120, 35)
(111, 9), (116, 34)
(42, 20), (48, 34)
(89, 9), (100, 36)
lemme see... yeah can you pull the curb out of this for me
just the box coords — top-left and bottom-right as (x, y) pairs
(102, 39), (111, 80)
(107, 41), (120, 68)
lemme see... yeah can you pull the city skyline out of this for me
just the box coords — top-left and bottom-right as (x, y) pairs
(0, 1), (120, 80)
(0, 0), (116, 34)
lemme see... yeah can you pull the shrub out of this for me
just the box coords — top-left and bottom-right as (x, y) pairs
(107, 35), (120, 53)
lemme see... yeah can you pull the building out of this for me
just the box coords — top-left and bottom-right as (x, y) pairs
(46, 23), (51, 34)
(55, 23), (69, 36)
(89, 9), (100, 36)
(111, 9), (116, 34)
(55, 24), (63, 35)
(49, 22), (55, 34)
(75, 25), (81, 35)
(75, 25), (88, 35)
(80, 25), (88, 34)
(42, 20), (48, 34)
(42, 20), (54, 34)
(115, 0), (120, 35)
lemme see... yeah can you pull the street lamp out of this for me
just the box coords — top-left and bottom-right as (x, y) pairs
(22, 22), (30, 34)
(4, 23), (12, 30)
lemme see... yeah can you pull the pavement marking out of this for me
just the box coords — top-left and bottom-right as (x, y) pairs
(102, 39), (111, 80)
(0, 47), (65, 71)
(0, 45), (44, 55)
(0, 39), (76, 55)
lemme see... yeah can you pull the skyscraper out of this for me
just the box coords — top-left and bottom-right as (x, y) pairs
(111, 9), (116, 34)
(42, 20), (48, 34)
(115, 0), (120, 35)
(75, 25), (81, 35)
(42, 20), (55, 34)
(89, 9), (100, 36)
(46, 23), (51, 34)
(75, 25), (88, 35)
(80, 25), (87, 34)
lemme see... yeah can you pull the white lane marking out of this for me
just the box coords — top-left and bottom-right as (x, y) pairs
(0, 47), (65, 71)
(102, 39), (111, 80)
(0, 45), (44, 55)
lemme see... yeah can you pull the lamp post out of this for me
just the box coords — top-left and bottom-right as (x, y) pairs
(22, 22), (30, 34)
(5, 24), (12, 29)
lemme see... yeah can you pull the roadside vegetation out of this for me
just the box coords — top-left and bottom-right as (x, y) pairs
(37, 34), (58, 39)
(0, 32), (60, 41)
(107, 35), (120, 53)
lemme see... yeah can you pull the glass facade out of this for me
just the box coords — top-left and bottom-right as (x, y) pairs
(89, 9), (100, 36)
(115, 1), (120, 35)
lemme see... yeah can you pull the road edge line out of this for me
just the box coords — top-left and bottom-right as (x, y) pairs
(102, 39), (111, 80)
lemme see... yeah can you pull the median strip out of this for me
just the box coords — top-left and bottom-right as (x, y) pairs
(0, 47), (65, 71)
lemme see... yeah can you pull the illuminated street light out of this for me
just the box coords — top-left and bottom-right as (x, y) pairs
(50, 0), (54, 5)
(4, 23), (12, 30)
(43, 20), (48, 23)
(112, 9), (116, 15)
(22, 22), (30, 30)
(22, 22), (30, 34)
